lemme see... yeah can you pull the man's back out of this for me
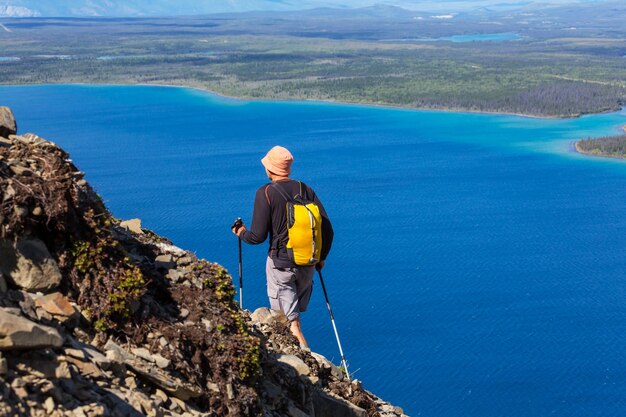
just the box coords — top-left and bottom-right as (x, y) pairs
(240, 178), (333, 269)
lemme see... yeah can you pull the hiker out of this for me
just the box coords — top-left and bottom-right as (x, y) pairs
(232, 146), (333, 349)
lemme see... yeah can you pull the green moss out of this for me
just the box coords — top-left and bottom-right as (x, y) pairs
(69, 208), (147, 332)
(71, 240), (95, 274)
(94, 319), (109, 332)
(238, 335), (261, 381)
(109, 265), (145, 317)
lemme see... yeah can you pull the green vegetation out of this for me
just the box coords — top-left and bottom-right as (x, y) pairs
(0, 4), (625, 117)
(576, 133), (626, 159)
(69, 209), (147, 330)
(192, 261), (261, 382)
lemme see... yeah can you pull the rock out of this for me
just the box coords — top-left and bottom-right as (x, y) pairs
(131, 391), (162, 417)
(170, 397), (188, 413)
(120, 219), (143, 235)
(54, 361), (72, 379)
(0, 238), (63, 292)
(177, 256), (194, 266)
(44, 397), (55, 414)
(125, 360), (202, 401)
(16, 354), (70, 379)
(64, 354), (103, 378)
(9, 164), (32, 176)
(125, 376), (138, 389)
(107, 389), (143, 417)
(251, 307), (290, 326)
(104, 339), (132, 362)
(154, 388), (169, 404)
(0, 353), (7, 375)
(250, 307), (272, 324)
(64, 348), (86, 360)
(226, 383), (235, 400)
(179, 308), (189, 319)
(311, 352), (344, 381)
(131, 347), (155, 363)
(73, 407), (88, 417)
(154, 255), (175, 270)
(3, 183), (15, 199)
(166, 269), (184, 282)
(2, 306), (22, 317)
(35, 292), (78, 319)
(312, 390), (368, 417)
(0, 308), (63, 350)
(153, 354), (170, 369)
(155, 242), (186, 257)
(19, 133), (50, 147)
(275, 354), (310, 376)
(201, 319), (213, 332)
(0, 107), (16, 138)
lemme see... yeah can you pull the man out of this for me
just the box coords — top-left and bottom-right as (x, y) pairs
(232, 145), (333, 349)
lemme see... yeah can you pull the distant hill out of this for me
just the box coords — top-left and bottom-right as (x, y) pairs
(0, 0), (616, 17)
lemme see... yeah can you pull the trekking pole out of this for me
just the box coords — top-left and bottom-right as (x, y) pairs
(232, 218), (244, 308)
(317, 268), (351, 382)
(238, 237), (243, 308)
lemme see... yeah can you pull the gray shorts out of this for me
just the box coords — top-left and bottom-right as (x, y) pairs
(266, 256), (314, 321)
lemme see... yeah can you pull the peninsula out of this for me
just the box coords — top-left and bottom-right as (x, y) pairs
(576, 126), (626, 159)
(575, 135), (626, 159)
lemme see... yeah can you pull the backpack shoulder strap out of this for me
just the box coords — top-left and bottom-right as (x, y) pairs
(271, 181), (293, 202)
(298, 181), (315, 202)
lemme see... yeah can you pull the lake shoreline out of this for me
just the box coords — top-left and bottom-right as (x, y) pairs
(1, 81), (621, 121)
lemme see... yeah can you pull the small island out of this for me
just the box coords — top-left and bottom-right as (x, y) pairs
(576, 129), (626, 159)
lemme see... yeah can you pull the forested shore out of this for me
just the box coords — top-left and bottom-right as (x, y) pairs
(576, 131), (626, 159)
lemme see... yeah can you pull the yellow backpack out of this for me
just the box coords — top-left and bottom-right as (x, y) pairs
(271, 182), (323, 266)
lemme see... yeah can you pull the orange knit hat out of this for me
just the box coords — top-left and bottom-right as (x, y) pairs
(261, 146), (293, 176)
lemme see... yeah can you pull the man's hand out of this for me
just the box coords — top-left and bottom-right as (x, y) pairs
(232, 224), (246, 237)
(316, 260), (325, 271)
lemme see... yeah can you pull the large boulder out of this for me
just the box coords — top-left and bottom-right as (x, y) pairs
(0, 308), (64, 350)
(313, 390), (368, 417)
(120, 218), (143, 235)
(0, 107), (16, 138)
(275, 354), (311, 376)
(0, 238), (63, 292)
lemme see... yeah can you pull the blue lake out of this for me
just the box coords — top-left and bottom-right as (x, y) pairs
(1, 84), (626, 417)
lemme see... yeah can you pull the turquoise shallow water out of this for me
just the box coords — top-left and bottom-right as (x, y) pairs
(2, 84), (626, 417)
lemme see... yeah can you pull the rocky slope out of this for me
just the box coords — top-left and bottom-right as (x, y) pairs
(0, 106), (407, 417)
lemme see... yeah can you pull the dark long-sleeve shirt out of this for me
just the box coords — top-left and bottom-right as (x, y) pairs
(240, 179), (333, 268)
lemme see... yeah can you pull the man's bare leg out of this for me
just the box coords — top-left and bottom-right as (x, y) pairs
(290, 317), (308, 349)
